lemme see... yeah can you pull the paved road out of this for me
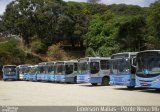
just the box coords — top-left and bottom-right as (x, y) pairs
(0, 81), (159, 106)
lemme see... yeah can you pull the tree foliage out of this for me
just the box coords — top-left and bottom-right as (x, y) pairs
(145, 1), (160, 49)
(0, 0), (160, 58)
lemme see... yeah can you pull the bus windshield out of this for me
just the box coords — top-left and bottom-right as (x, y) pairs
(79, 62), (88, 74)
(29, 67), (37, 74)
(65, 64), (73, 75)
(48, 65), (54, 74)
(3, 66), (16, 74)
(24, 67), (31, 73)
(56, 64), (64, 74)
(38, 66), (45, 74)
(111, 59), (130, 75)
(118, 59), (130, 74)
(90, 62), (99, 74)
(19, 67), (27, 74)
(137, 55), (160, 74)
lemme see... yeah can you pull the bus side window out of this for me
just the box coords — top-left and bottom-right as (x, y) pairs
(100, 60), (109, 70)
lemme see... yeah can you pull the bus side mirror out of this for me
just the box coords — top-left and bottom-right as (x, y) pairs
(132, 57), (136, 67)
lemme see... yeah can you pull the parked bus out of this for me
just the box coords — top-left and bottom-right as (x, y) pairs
(37, 62), (48, 81)
(17, 64), (31, 80)
(136, 50), (160, 89)
(45, 62), (55, 82)
(28, 65), (38, 81)
(65, 60), (78, 83)
(2, 65), (17, 81)
(23, 66), (32, 81)
(55, 61), (65, 82)
(89, 57), (110, 86)
(77, 57), (90, 83)
(109, 52), (137, 89)
(54, 60), (78, 83)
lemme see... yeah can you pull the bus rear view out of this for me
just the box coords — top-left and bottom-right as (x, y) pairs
(136, 50), (160, 89)
(2, 65), (17, 81)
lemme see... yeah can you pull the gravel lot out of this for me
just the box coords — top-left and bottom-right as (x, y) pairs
(0, 81), (160, 106)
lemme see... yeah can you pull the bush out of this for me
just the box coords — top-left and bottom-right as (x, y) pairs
(47, 43), (67, 61)
(24, 53), (42, 64)
(0, 38), (26, 65)
(85, 47), (95, 56)
(30, 39), (45, 54)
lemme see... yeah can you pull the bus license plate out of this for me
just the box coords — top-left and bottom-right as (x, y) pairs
(141, 82), (148, 86)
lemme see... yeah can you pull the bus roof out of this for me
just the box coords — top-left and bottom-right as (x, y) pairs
(47, 61), (55, 65)
(138, 50), (160, 54)
(111, 52), (137, 59)
(112, 52), (137, 56)
(17, 64), (32, 68)
(137, 50), (160, 57)
(79, 57), (110, 62)
(38, 62), (48, 65)
(3, 65), (16, 68)
(55, 60), (78, 64)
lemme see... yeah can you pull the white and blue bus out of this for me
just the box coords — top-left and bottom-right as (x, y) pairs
(37, 62), (48, 81)
(28, 65), (38, 81)
(65, 60), (78, 83)
(54, 60), (78, 83)
(109, 52), (137, 89)
(77, 57), (90, 83)
(89, 57), (110, 86)
(45, 62), (55, 82)
(2, 65), (17, 81)
(136, 50), (160, 89)
(55, 61), (65, 82)
(23, 66), (32, 81)
(17, 64), (31, 80)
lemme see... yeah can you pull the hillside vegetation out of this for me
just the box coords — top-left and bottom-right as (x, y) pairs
(0, 0), (160, 65)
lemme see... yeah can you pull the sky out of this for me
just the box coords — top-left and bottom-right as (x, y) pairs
(0, 0), (157, 15)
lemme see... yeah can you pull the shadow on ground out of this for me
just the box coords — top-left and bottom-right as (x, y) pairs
(114, 87), (160, 94)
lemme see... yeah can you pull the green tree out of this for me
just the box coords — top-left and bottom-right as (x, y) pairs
(117, 15), (146, 51)
(85, 12), (120, 56)
(146, 1), (160, 49)
(108, 4), (144, 16)
(0, 38), (26, 65)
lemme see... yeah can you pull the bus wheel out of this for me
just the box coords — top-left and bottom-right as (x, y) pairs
(91, 83), (97, 86)
(101, 77), (109, 86)
(3, 79), (6, 81)
(127, 86), (135, 89)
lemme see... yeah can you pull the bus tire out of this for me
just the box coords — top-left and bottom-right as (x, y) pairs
(101, 77), (109, 86)
(3, 79), (6, 81)
(91, 83), (97, 86)
(127, 86), (135, 89)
